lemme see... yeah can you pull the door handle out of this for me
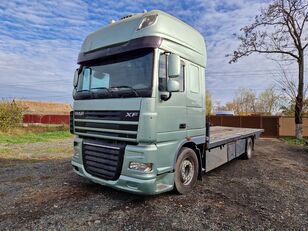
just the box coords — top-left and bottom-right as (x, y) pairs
(179, 123), (186, 129)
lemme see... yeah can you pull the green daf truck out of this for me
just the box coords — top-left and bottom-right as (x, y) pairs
(70, 10), (263, 195)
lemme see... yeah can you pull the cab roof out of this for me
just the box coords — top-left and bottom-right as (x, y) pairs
(80, 10), (207, 67)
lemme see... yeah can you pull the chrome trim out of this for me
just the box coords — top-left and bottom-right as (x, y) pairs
(75, 118), (138, 125)
(76, 132), (137, 142)
(83, 142), (120, 150)
(75, 126), (137, 135)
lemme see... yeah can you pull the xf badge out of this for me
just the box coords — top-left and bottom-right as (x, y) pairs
(125, 112), (139, 118)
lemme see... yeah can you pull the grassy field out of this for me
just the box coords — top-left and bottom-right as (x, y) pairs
(0, 126), (74, 160)
(0, 125), (72, 144)
(280, 137), (308, 146)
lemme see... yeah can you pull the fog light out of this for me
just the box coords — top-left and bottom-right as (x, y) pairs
(129, 161), (153, 172)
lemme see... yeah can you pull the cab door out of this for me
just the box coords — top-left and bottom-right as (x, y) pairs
(186, 63), (205, 137)
(156, 53), (187, 142)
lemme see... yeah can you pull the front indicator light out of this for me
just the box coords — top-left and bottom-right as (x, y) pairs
(73, 152), (79, 157)
(129, 161), (153, 173)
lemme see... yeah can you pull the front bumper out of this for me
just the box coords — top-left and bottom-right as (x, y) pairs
(71, 161), (174, 195)
(71, 137), (176, 195)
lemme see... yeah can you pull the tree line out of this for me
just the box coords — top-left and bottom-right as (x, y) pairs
(207, 87), (307, 116)
(214, 87), (281, 115)
(223, 0), (307, 138)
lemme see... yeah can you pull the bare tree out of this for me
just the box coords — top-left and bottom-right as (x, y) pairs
(228, 0), (308, 138)
(214, 101), (237, 114)
(255, 87), (282, 115)
(220, 87), (282, 115)
(205, 91), (213, 116)
(275, 64), (308, 104)
(233, 88), (257, 115)
(225, 102), (237, 112)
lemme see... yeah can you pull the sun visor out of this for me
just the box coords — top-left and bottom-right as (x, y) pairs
(77, 36), (162, 65)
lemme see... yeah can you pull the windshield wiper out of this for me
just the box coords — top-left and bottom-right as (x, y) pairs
(74, 89), (91, 100)
(91, 87), (111, 93)
(109, 86), (140, 97)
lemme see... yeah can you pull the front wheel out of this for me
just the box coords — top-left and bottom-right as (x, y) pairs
(174, 147), (199, 194)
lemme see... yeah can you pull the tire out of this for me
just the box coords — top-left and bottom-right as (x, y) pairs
(243, 138), (253, 159)
(174, 147), (199, 194)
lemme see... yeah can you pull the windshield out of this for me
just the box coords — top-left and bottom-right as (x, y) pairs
(75, 49), (153, 100)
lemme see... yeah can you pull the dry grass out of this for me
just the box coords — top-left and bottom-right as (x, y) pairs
(15, 100), (71, 115)
(46, 147), (72, 154)
(5, 124), (68, 135)
(0, 125), (73, 160)
(0, 140), (73, 160)
(0, 147), (12, 154)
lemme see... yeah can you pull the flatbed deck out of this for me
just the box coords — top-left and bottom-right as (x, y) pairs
(208, 126), (263, 149)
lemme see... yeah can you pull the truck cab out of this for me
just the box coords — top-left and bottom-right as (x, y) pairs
(71, 10), (262, 195)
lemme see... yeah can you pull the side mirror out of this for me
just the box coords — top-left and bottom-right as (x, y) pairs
(168, 54), (180, 77)
(167, 79), (180, 92)
(73, 69), (79, 88)
(72, 88), (77, 99)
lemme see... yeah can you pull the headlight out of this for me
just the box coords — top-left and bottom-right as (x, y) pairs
(137, 15), (158, 30)
(129, 161), (153, 172)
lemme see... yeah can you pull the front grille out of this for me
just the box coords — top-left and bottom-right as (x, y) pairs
(69, 111), (74, 134)
(82, 140), (125, 180)
(73, 110), (139, 143)
(74, 110), (139, 121)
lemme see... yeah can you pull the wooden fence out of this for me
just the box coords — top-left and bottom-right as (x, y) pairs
(23, 114), (308, 137)
(209, 115), (308, 137)
(278, 117), (308, 137)
(23, 114), (69, 125)
(208, 116), (279, 137)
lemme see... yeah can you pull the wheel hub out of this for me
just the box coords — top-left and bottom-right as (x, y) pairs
(180, 159), (194, 185)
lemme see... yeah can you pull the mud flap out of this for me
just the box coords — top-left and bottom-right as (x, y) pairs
(196, 147), (203, 181)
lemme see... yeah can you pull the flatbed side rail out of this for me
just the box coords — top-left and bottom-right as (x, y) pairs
(207, 126), (263, 150)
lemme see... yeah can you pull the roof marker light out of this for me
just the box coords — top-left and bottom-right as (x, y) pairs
(137, 14), (158, 30)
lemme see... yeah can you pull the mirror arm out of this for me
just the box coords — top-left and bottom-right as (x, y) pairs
(77, 66), (83, 75)
(160, 92), (172, 101)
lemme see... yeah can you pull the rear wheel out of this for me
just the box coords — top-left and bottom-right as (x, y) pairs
(243, 138), (253, 159)
(174, 147), (199, 194)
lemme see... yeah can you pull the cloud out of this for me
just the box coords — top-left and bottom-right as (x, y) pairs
(0, 0), (305, 104)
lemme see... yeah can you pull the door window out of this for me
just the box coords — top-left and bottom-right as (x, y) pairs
(159, 54), (167, 91)
(190, 65), (199, 93)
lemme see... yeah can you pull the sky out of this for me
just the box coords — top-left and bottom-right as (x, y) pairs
(0, 0), (306, 105)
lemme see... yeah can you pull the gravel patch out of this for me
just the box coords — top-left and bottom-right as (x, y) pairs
(0, 138), (307, 230)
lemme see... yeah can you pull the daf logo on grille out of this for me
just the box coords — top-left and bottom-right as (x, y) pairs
(125, 112), (139, 118)
(75, 111), (84, 116)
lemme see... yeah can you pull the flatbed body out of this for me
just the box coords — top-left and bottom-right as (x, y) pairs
(204, 126), (263, 172)
(209, 126), (263, 149)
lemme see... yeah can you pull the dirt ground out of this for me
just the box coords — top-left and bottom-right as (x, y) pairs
(0, 138), (307, 231)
